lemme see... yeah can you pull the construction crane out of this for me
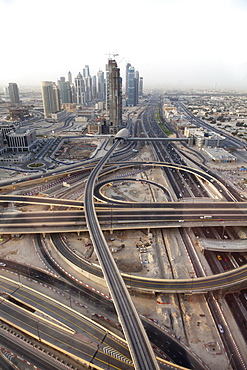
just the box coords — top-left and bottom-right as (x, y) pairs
(105, 51), (119, 60)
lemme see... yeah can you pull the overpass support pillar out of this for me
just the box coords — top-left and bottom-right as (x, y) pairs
(109, 229), (113, 235)
(50, 205), (54, 210)
(77, 231), (81, 236)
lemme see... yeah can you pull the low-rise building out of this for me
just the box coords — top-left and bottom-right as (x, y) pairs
(6, 128), (37, 152)
(184, 127), (225, 147)
(202, 147), (236, 163)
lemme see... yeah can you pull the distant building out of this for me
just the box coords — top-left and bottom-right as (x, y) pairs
(139, 77), (143, 97)
(97, 69), (105, 100)
(68, 71), (72, 83)
(184, 127), (225, 148)
(125, 63), (131, 100)
(8, 105), (30, 121)
(92, 75), (97, 99)
(106, 59), (122, 135)
(6, 128), (37, 152)
(51, 110), (67, 122)
(58, 80), (72, 104)
(8, 83), (20, 104)
(74, 73), (85, 105)
(3, 86), (9, 97)
(62, 103), (76, 112)
(83, 65), (90, 78)
(202, 147), (236, 163)
(41, 81), (61, 118)
(126, 65), (139, 106)
(87, 123), (101, 135)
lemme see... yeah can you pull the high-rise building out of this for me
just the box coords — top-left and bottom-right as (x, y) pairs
(84, 76), (92, 104)
(97, 69), (105, 101)
(125, 63), (131, 100)
(83, 65), (90, 78)
(58, 81), (72, 104)
(41, 81), (61, 118)
(126, 66), (140, 106)
(92, 75), (97, 100)
(139, 77), (143, 97)
(106, 59), (122, 134)
(74, 73), (85, 105)
(68, 71), (72, 84)
(8, 83), (20, 104)
(135, 70), (139, 105)
(127, 66), (136, 106)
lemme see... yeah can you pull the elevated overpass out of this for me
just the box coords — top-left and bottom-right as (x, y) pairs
(83, 137), (160, 370)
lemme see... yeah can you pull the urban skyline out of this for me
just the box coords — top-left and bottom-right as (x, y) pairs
(1, 0), (247, 90)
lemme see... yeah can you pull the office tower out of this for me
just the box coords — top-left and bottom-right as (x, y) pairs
(8, 83), (20, 104)
(59, 76), (65, 82)
(125, 63), (131, 100)
(97, 69), (105, 100)
(135, 70), (139, 105)
(106, 59), (122, 134)
(126, 66), (140, 106)
(59, 81), (72, 104)
(74, 72), (85, 105)
(84, 75), (92, 104)
(127, 66), (135, 106)
(41, 81), (61, 118)
(68, 71), (72, 83)
(139, 77), (143, 97)
(92, 75), (97, 99)
(83, 65), (90, 78)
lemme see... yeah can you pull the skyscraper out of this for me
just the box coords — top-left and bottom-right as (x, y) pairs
(106, 59), (122, 134)
(92, 75), (97, 100)
(84, 75), (92, 104)
(83, 65), (90, 78)
(68, 71), (72, 83)
(74, 73), (85, 105)
(41, 81), (61, 118)
(139, 77), (143, 97)
(127, 66), (135, 107)
(125, 63), (131, 100)
(8, 83), (20, 104)
(126, 66), (140, 106)
(58, 81), (72, 104)
(97, 69), (105, 101)
(135, 70), (139, 105)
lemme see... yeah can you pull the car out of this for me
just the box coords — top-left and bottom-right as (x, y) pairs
(178, 220), (184, 223)
(217, 255), (222, 260)
(0, 262), (6, 267)
(218, 324), (224, 333)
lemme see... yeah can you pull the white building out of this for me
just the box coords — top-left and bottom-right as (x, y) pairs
(184, 127), (225, 148)
(6, 128), (37, 152)
(202, 147), (236, 163)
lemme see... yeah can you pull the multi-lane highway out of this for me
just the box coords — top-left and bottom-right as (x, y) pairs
(84, 136), (160, 370)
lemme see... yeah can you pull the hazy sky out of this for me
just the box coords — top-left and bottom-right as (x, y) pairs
(1, 0), (247, 89)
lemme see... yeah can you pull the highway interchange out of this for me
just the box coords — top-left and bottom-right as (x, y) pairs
(0, 94), (247, 369)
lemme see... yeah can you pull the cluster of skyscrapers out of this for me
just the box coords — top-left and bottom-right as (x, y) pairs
(41, 60), (143, 134)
